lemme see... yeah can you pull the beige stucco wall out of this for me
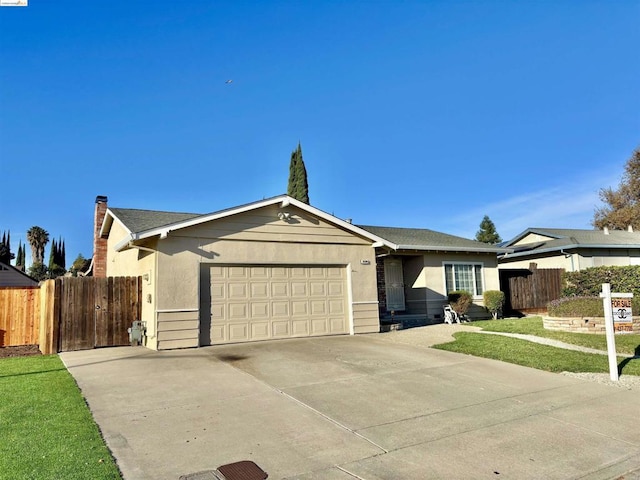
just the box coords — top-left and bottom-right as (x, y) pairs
(105, 220), (158, 348)
(498, 252), (574, 271)
(108, 204), (379, 349)
(387, 252), (499, 320)
(421, 252), (500, 319)
(512, 233), (556, 246)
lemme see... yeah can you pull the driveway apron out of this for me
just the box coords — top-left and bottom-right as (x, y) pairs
(60, 334), (640, 480)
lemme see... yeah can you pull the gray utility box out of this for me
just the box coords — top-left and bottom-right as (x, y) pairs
(127, 321), (145, 346)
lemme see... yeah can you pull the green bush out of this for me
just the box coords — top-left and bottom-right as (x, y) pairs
(483, 290), (505, 319)
(563, 266), (640, 297)
(548, 296), (640, 317)
(448, 290), (473, 316)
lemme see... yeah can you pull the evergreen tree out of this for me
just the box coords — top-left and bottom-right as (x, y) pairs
(0, 230), (13, 264)
(28, 262), (48, 281)
(49, 238), (57, 270)
(475, 215), (502, 244)
(593, 146), (640, 230)
(60, 238), (66, 269)
(16, 241), (25, 270)
(286, 143), (310, 204)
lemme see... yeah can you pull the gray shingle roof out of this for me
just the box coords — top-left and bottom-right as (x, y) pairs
(109, 208), (202, 234)
(501, 227), (640, 258)
(508, 228), (640, 248)
(357, 225), (504, 252)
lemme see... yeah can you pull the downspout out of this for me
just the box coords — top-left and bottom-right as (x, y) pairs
(560, 249), (575, 272)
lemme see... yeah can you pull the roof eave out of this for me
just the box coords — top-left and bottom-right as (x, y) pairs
(499, 242), (640, 260)
(396, 244), (511, 254)
(101, 209), (132, 238)
(127, 195), (394, 248)
(502, 228), (565, 247)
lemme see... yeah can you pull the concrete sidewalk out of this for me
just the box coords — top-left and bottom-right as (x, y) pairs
(375, 322), (618, 354)
(61, 333), (640, 480)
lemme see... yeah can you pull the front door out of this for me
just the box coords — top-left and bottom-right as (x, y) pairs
(383, 258), (405, 312)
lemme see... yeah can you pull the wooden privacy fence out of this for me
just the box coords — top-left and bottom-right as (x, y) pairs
(0, 276), (141, 354)
(499, 264), (564, 314)
(0, 286), (41, 347)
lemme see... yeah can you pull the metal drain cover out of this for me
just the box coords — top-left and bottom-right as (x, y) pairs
(180, 461), (267, 480)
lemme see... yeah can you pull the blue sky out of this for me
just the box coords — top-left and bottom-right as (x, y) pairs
(1, 1), (638, 266)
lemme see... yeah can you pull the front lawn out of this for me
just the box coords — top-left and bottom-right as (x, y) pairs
(472, 316), (640, 356)
(434, 331), (640, 376)
(0, 355), (122, 480)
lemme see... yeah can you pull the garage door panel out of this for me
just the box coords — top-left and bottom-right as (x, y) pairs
(329, 299), (345, 314)
(207, 265), (348, 345)
(311, 319), (328, 335)
(271, 267), (289, 278)
(250, 282), (269, 297)
(330, 317), (346, 333)
(210, 283), (226, 301)
(272, 320), (290, 337)
(290, 267), (306, 278)
(272, 282), (289, 297)
(228, 303), (249, 319)
(228, 266), (248, 278)
(292, 320), (309, 335)
(229, 283), (248, 299)
(291, 282), (307, 296)
(250, 302), (269, 318)
(229, 323), (249, 341)
(291, 300), (308, 315)
(309, 268), (325, 278)
(211, 304), (225, 321)
(310, 282), (326, 296)
(211, 324), (225, 342)
(272, 301), (289, 317)
(327, 267), (342, 277)
(310, 300), (326, 315)
(250, 266), (269, 278)
(251, 322), (270, 340)
(210, 266), (226, 279)
(328, 281), (344, 296)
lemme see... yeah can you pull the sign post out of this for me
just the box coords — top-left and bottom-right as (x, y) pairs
(600, 283), (634, 382)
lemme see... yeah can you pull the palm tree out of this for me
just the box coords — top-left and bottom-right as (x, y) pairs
(26, 226), (49, 265)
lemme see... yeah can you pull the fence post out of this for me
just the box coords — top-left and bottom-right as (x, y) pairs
(38, 279), (61, 355)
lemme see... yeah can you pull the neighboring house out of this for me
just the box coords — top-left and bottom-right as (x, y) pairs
(94, 195), (507, 350)
(0, 262), (38, 287)
(499, 227), (640, 272)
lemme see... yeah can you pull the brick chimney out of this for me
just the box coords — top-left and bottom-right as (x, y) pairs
(93, 195), (108, 278)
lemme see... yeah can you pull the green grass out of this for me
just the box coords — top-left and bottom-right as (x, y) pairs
(472, 316), (640, 356)
(434, 332), (640, 376)
(0, 355), (122, 480)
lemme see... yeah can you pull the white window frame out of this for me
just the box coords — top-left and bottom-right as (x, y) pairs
(442, 261), (485, 298)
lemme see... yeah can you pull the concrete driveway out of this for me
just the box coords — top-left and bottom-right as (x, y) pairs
(60, 331), (640, 480)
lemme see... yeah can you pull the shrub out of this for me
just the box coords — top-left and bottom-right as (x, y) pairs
(483, 290), (505, 319)
(548, 296), (640, 317)
(448, 290), (473, 316)
(563, 266), (640, 297)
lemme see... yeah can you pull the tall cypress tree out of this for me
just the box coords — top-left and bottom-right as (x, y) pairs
(286, 142), (310, 204)
(49, 238), (57, 270)
(16, 241), (25, 270)
(60, 238), (66, 269)
(0, 230), (13, 265)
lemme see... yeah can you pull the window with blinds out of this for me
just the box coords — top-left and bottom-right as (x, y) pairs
(444, 263), (484, 296)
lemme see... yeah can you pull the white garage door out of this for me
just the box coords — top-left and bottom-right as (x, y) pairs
(205, 265), (349, 345)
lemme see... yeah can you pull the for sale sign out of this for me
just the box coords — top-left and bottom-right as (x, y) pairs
(611, 297), (633, 334)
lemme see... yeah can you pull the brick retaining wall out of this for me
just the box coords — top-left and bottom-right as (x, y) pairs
(544, 316), (640, 334)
